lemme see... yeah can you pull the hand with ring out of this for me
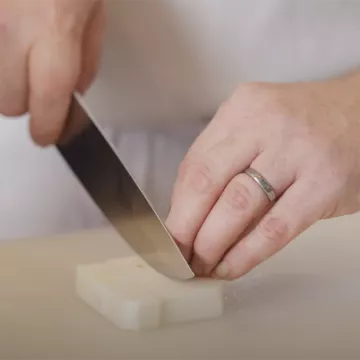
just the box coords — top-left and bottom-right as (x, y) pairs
(166, 70), (360, 280)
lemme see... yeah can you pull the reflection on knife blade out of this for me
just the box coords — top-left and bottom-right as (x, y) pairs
(56, 94), (194, 280)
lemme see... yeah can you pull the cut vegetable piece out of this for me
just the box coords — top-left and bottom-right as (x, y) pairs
(76, 256), (224, 331)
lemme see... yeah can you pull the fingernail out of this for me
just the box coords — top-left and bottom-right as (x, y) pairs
(213, 262), (230, 279)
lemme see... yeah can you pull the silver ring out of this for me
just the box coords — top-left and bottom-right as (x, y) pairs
(245, 168), (277, 202)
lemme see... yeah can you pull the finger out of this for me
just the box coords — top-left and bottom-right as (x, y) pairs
(28, 32), (82, 146)
(59, 1), (106, 143)
(166, 132), (259, 260)
(76, 0), (106, 94)
(191, 151), (295, 276)
(190, 173), (268, 276)
(0, 33), (29, 116)
(212, 179), (327, 280)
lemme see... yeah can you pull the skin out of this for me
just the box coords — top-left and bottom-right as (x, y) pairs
(166, 70), (360, 280)
(3, 0), (360, 281)
(0, 0), (106, 145)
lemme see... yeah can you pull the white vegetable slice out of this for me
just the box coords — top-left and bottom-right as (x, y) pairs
(76, 256), (224, 331)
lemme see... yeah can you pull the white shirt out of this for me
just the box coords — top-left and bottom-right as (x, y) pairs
(2, 0), (360, 239)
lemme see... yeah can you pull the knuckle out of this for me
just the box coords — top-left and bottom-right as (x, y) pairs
(222, 178), (253, 215)
(258, 216), (290, 245)
(46, 1), (92, 37)
(236, 82), (287, 113)
(235, 82), (264, 96)
(178, 157), (217, 195)
(216, 98), (232, 115)
(211, 98), (234, 127)
(233, 82), (273, 104)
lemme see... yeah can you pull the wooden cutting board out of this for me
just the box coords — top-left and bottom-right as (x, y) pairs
(1, 214), (360, 359)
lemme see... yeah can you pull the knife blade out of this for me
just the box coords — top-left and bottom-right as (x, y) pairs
(56, 94), (194, 280)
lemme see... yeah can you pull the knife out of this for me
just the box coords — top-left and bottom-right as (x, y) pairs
(56, 94), (194, 280)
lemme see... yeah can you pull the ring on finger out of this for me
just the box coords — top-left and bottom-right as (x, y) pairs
(244, 168), (277, 202)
